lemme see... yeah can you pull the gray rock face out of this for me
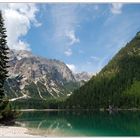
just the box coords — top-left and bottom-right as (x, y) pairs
(74, 72), (93, 82)
(5, 50), (93, 101)
(8, 50), (76, 83)
(5, 50), (77, 100)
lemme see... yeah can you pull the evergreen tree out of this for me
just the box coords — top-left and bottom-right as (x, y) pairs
(65, 31), (140, 109)
(0, 10), (19, 124)
(0, 10), (9, 99)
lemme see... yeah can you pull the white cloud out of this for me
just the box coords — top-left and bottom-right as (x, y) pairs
(66, 30), (80, 45)
(50, 5), (80, 56)
(110, 3), (123, 14)
(90, 56), (100, 61)
(64, 48), (72, 56)
(0, 3), (40, 50)
(66, 64), (76, 73)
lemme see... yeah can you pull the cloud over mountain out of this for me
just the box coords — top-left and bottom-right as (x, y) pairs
(0, 3), (40, 50)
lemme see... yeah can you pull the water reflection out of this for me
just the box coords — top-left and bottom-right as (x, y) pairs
(18, 111), (140, 136)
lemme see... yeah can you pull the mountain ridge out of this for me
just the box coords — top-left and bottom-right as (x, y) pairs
(4, 49), (91, 103)
(65, 32), (140, 109)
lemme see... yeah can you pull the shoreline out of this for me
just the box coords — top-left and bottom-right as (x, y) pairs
(17, 108), (140, 112)
(0, 126), (41, 137)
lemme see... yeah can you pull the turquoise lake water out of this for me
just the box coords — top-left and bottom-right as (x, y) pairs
(17, 110), (140, 137)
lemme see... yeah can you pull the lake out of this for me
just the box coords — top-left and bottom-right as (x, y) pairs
(16, 110), (140, 137)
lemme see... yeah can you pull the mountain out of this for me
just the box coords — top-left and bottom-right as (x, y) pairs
(74, 72), (93, 82)
(65, 32), (140, 109)
(4, 49), (80, 102)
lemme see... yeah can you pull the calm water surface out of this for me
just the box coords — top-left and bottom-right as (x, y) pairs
(17, 111), (140, 137)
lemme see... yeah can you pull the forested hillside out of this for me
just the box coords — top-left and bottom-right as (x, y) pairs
(65, 32), (140, 109)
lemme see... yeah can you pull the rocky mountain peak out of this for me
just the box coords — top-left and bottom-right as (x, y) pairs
(74, 72), (93, 82)
(8, 49), (76, 83)
(5, 49), (94, 102)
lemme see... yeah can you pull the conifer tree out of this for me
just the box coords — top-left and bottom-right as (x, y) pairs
(0, 10), (9, 99)
(0, 10), (17, 124)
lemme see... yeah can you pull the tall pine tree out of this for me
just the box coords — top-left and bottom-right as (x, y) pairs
(0, 11), (19, 124)
(0, 10), (9, 99)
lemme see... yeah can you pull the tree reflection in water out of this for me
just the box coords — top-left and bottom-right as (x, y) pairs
(17, 111), (140, 136)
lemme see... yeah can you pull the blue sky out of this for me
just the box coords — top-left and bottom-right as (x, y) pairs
(1, 3), (140, 73)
